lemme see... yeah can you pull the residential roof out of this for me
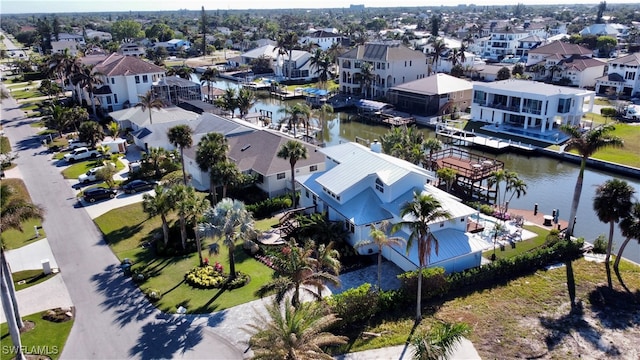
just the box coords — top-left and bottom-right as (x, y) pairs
(610, 52), (640, 66)
(339, 41), (426, 62)
(307, 30), (341, 38)
(317, 142), (432, 196)
(110, 106), (198, 128)
(580, 23), (626, 36)
(559, 56), (606, 72)
(156, 76), (200, 88)
(93, 53), (165, 77)
(519, 35), (543, 42)
(390, 73), (472, 96)
(225, 131), (324, 176)
(528, 40), (592, 56)
(242, 44), (310, 62)
(473, 79), (593, 96)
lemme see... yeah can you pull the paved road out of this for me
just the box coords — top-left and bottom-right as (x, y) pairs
(1, 93), (243, 359)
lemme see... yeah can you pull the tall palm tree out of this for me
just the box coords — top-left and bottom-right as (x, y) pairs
(167, 124), (194, 185)
(212, 160), (241, 199)
(436, 168), (457, 193)
(277, 140), (308, 208)
(143, 147), (168, 179)
(200, 67), (219, 103)
(282, 31), (299, 80)
(246, 298), (347, 359)
(422, 138), (442, 170)
(169, 184), (192, 250)
(77, 65), (103, 115)
(215, 87), (238, 117)
(488, 170), (518, 217)
(195, 132), (228, 203)
(175, 65), (194, 80)
(273, 34), (290, 79)
(357, 61), (375, 99)
(184, 187), (211, 266)
(355, 221), (404, 290)
(615, 202), (640, 291)
(202, 198), (255, 280)
(561, 124), (623, 239)
(136, 90), (165, 125)
(44, 104), (72, 138)
(313, 241), (341, 297)
(255, 239), (340, 307)
(430, 39), (447, 75)
(236, 87), (255, 119)
(393, 191), (452, 322)
(142, 185), (173, 246)
(309, 49), (333, 89)
(411, 321), (471, 360)
(278, 103), (311, 138)
(504, 174), (527, 214)
(593, 179), (635, 288)
(314, 103), (334, 142)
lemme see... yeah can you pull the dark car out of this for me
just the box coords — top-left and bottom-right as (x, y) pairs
(121, 180), (156, 194)
(83, 187), (117, 203)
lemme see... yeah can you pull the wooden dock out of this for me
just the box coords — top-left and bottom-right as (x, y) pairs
(436, 126), (534, 152)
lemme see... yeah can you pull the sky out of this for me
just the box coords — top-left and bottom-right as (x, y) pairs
(1, 0), (635, 14)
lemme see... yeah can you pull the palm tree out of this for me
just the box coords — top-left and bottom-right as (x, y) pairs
(184, 187), (211, 266)
(281, 31), (299, 80)
(436, 168), (457, 193)
(615, 202), (640, 291)
(195, 132), (228, 203)
(273, 34), (290, 79)
(313, 241), (341, 297)
(136, 90), (165, 125)
(393, 191), (452, 322)
(422, 138), (442, 170)
(277, 140), (308, 208)
(355, 221), (404, 290)
(143, 147), (168, 179)
(169, 184), (192, 250)
(561, 124), (624, 239)
(411, 321), (471, 360)
(593, 179), (635, 288)
(1, 183), (44, 233)
(246, 298), (348, 359)
(309, 49), (333, 89)
(175, 66), (194, 80)
(279, 103), (311, 138)
(142, 185), (173, 246)
(488, 170), (518, 217)
(77, 65), (103, 115)
(107, 121), (120, 138)
(202, 198), (255, 280)
(215, 87), (237, 117)
(314, 103), (334, 142)
(200, 67), (219, 103)
(44, 104), (72, 138)
(236, 87), (255, 119)
(430, 39), (447, 74)
(167, 124), (193, 185)
(78, 121), (105, 148)
(357, 61), (375, 99)
(504, 174), (527, 214)
(255, 239), (340, 307)
(212, 160), (241, 199)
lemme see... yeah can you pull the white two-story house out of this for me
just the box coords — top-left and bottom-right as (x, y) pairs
(297, 142), (486, 273)
(595, 52), (640, 98)
(92, 53), (166, 112)
(471, 79), (595, 141)
(525, 41), (604, 88)
(338, 41), (428, 98)
(238, 44), (314, 81)
(482, 28), (529, 61)
(299, 30), (346, 51)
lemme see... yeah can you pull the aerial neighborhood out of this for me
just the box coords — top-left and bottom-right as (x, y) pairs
(1, 2), (640, 360)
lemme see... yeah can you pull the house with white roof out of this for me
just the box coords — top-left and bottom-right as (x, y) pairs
(51, 41), (79, 57)
(118, 43), (146, 57)
(338, 41), (428, 98)
(387, 73), (472, 116)
(91, 53), (166, 112)
(85, 29), (113, 42)
(299, 30), (347, 51)
(297, 141), (485, 273)
(239, 44), (313, 81)
(595, 52), (640, 98)
(482, 27), (529, 62)
(109, 106), (199, 133)
(471, 79), (595, 140)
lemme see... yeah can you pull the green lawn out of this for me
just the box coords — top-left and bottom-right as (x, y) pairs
(10, 88), (45, 100)
(482, 225), (548, 261)
(61, 159), (125, 179)
(0, 136), (11, 154)
(94, 203), (276, 314)
(0, 311), (73, 360)
(0, 178), (46, 249)
(13, 269), (58, 291)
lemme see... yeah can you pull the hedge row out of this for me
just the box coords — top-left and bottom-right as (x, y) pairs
(246, 195), (292, 219)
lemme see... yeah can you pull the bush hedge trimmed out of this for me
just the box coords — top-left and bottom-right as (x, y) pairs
(184, 265), (250, 289)
(246, 195), (292, 219)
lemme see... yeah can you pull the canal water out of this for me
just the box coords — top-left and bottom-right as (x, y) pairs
(201, 77), (640, 264)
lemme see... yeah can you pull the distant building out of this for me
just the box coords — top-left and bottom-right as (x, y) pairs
(152, 77), (202, 106)
(595, 52), (640, 98)
(387, 73), (472, 116)
(299, 30), (347, 51)
(118, 43), (145, 57)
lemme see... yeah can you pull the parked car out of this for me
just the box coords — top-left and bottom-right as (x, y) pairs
(63, 147), (101, 163)
(121, 179), (156, 194)
(83, 187), (117, 203)
(68, 139), (89, 149)
(78, 166), (104, 184)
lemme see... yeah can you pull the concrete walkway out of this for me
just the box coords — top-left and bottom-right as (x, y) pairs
(0, 275), (74, 323)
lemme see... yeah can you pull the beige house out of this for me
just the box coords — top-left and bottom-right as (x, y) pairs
(387, 73), (472, 116)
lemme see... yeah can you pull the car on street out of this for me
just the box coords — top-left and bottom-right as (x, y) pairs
(82, 187), (117, 203)
(120, 179), (156, 194)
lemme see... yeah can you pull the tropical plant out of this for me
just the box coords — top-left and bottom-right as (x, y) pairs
(215, 87), (238, 117)
(277, 140), (308, 208)
(183, 187), (211, 265)
(78, 121), (105, 147)
(314, 103), (334, 142)
(195, 132), (228, 203)
(355, 221), (404, 290)
(496, 66), (512, 80)
(44, 104), (72, 138)
(107, 121), (120, 137)
(436, 168), (457, 193)
(236, 87), (255, 118)
(167, 124), (193, 185)
(202, 198), (256, 280)
(246, 298), (347, 360)
(411, 321), (471, 360)
(615, 202), (640, 291)
(357, 61), (375, 99)
(212, 160), (241, 199)
(593, 179), (635, 288)
(0, 183), (44, 233)
(77, 64), (103, 115)
(200, 67), (219, 103)
(135, 90), (165, 125)
(96, 163), (117, 188)
(561, 124), (623, 238)
(393, 191), (452, 322)
(422, 138), (442, 170)
(313, 241), (341, 297)
(430, 38), (447, 74)
(169, 184), (192, 250)
(143, 147), (169, 179)
(142, 185), (173, 246)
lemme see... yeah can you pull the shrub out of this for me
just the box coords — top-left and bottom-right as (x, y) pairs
(592, 234), (608, 254)
(42, 308), (73, 323)
(131, 270), (147, 283)
(327, 283), (379, 327)
(246, 195), (292, 219)
(145, 288), (162, 301)
(398, 267), (449, 300)
(227, 272), (250, 289)
(600, 107), (617, 117)
(185, 265), (227, 289)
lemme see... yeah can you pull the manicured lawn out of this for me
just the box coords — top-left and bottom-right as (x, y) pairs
(0, 178), (46, 249)
(0, 136), (11, 154)
(13, 269), (58, 291)
(61, 158), (125, 179)
(592, 123), (640, 168)
(10, 88), (45, 100)
(482, 225), (548, 261)
(94, 203), (276, 314)
(0, 311), (73, 360)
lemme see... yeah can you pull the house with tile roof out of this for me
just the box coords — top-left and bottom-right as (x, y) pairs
(595, 53), (640, 98)
(525, 40), (592, 67)
(91, 53), (166, 112)
(297, 141), (485, 273)
(338, 41), (428, 98)
(524, 41), (603, 87)
(387, 73), (472, 116)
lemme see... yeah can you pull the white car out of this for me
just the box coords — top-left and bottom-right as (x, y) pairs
(78, 166), (104, 184)
(68, 139), (89, 149)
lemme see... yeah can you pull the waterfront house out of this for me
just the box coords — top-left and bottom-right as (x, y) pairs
(481, 27), (529, 62)
(594, 52), (640, 98)
(91, 53), (166, 112)
(387, 73), (472, 116)
(109, 106), (198, 132)
(297, 141), (483, 273)
(239, 45), (313, 81)
(471, 79), (595, 141)
(525, 41), (603, 87)
(526, 40), (592, 67)
(152, 77), (202, 106)
(299, 30), (347, 51)
(337, 41), (428, 98)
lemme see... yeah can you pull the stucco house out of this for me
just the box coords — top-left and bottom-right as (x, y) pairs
(338, 41), (428, 98)
(299, 30), (347, 51)
(595, 52), (640, 98)
(387, 73), (472, 116)
(118, 43), (146, 57)
(471, 79), (595, 141)
(297, 141), (485, 273)
(109, 106), (199, 133)
(239, 44), (314, 81)
(524, 41), (603, 87)
(91, 53), (166, 112)
(526, 40), (592, 67)
(482, 27), (529, 62)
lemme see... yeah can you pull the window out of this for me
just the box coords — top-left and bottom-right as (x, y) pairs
(310, 165), (318, 172)
(106, 96), (112, 105)
(111, 78), (115, 84)
(345, 220), (355, 233)
(114, 94), (118, 104)
(305, 190), (309, 198)
(135, 75), (140, 84)
(625, 72), (636, 80)
(143, 75), (148, 83)
(375, 178), (384, 193)
(277, 172), (285, 180)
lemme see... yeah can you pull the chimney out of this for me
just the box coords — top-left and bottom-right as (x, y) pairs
(370, 139), (382, 153)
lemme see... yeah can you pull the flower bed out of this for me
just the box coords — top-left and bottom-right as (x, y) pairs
(185, 263), (250, 289)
